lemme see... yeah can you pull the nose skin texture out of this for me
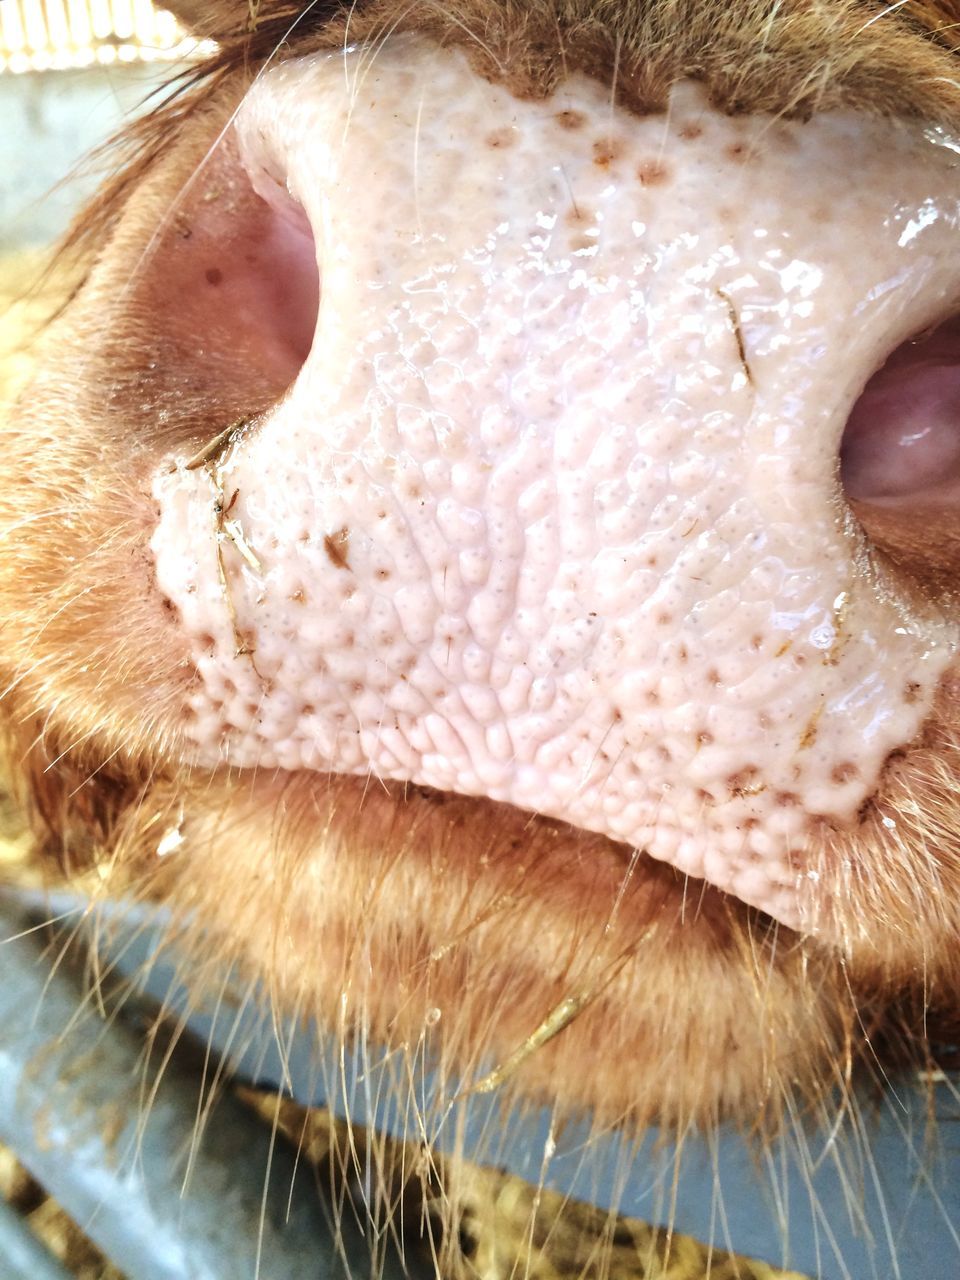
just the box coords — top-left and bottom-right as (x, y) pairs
(151, 38), (960, 930)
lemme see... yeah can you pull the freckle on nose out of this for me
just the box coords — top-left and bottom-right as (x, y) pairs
(637, 161), (670, 186)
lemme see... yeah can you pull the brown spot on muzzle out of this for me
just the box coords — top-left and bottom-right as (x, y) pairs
(323, 526), (351, 571)
(592, 136), (625, 167)
(637, 160), (670, 185)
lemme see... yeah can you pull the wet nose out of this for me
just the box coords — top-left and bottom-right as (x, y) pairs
(151, 38), (960, 929)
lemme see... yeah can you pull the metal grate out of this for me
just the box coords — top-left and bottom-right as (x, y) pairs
(0, 0), (213, 73)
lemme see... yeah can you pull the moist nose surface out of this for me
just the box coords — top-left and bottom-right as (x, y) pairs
(152, 39), (960, 928)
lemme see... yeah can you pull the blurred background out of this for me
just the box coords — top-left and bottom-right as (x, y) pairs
(0, 0), (204, 252)
(0, 1), (204, 416)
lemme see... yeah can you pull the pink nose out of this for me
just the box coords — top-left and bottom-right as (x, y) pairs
(150, 38), (960, 929)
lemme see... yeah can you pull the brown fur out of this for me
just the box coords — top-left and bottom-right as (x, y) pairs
(5, 0), (960, 1193)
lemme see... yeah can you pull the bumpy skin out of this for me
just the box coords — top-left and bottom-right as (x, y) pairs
(153, 44), (960, 928)
(6, 0), (960, 1136)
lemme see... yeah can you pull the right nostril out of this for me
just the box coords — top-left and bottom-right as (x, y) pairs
(840, 314), (960, 505)
(840, 313), (960, 598)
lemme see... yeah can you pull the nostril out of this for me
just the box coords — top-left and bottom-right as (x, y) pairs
(840, 313), (960, 597)
(840, 314), (960, 504)
(232, 132), (321, 373)
(184, 138), (320, 393)
(235, 188), (319, 371)
(113, 124), (321, 461)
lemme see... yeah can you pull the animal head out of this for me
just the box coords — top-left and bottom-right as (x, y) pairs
(4, 0), (960, 1144)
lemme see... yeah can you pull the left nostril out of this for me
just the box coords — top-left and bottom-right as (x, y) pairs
(239, 193), (319, 370)
(840, 315), (960, 504)
(103, 124), (322, 458)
